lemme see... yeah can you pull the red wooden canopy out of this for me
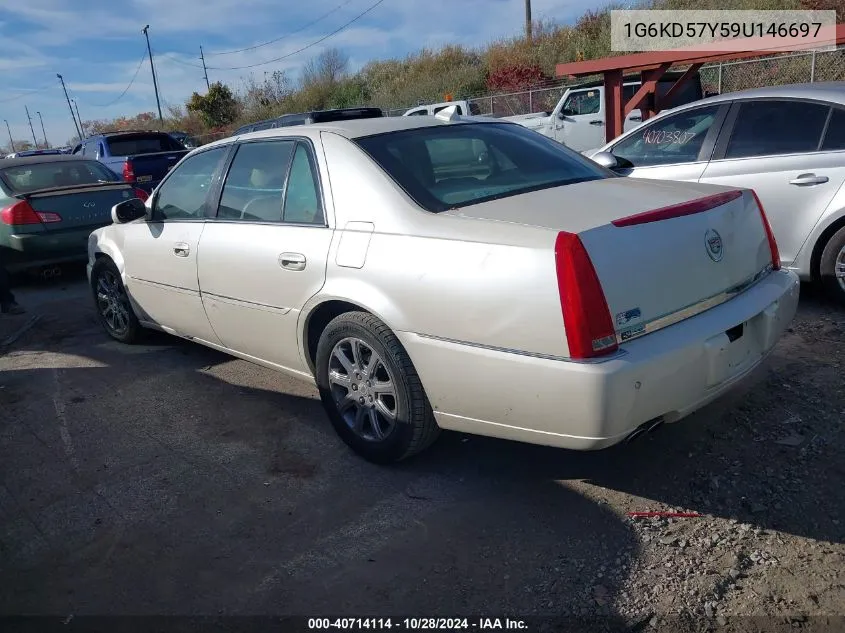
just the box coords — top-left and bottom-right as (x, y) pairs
(555, 23), (845, 142)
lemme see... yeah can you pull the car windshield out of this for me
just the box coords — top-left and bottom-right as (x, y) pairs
(0, 160), (119, 194)
(354, 123), (608, 212)
(106, 133), (185, 155)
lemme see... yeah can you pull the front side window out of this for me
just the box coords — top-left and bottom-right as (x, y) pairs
(283, 143), (324, 224)
(725, 100), (830, 159)
(218, 140), (294, 222)
(355, 122), (607, 212)
(610, 105), (721, 168)
(152, 147), (228, 221)
(406, 109), (428, 116)
(561, 89), (601, 116)
(434, 105), (463, 115)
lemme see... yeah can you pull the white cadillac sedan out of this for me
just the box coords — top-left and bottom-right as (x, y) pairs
(88, 111), (800, 463)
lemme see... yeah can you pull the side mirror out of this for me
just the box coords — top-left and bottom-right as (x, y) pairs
(111, 197), (147, 224)
(558, 110), (568, 119)
(591, 151), (619, 169)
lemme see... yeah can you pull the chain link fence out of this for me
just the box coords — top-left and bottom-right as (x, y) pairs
(382, 47), (845, 122)
(198, 48), (845, 144)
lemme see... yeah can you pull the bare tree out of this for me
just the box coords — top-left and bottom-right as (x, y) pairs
(301, 48), (349, 87)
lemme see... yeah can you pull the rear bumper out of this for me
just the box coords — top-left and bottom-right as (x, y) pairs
(3, 227), (97, 270)
(398, 269), (800, 451)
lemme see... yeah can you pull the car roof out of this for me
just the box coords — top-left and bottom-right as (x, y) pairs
(0, 155), (98, 169)
(207, 114), (505, 149)
(668, 81), (845, 109)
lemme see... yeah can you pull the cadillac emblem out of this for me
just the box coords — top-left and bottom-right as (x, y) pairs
(705, 229), (723, 262)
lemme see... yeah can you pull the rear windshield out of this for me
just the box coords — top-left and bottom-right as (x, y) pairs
(354, 123), (608, 212)
(106, 133), (184, 156)
(0, 160), (119, 194)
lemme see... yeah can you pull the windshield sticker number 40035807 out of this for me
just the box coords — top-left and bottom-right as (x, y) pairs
(642, 130), (697, 145)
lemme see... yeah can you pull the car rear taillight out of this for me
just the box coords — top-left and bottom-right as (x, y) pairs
(122, 160), (135, 182)
(134, 188), (149, 202)
(751, 190), (780, 271)
(611, 190), (743, 227)
(555, 232), (618, 360)
(1, 200), (44, 225)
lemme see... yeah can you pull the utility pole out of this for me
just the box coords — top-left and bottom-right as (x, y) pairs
(4, 120), (15, 153)
(525, 0), (532, 42)
(57, 74), (82, 139)
(142, 25), (164, 122)
(25, 105), (38, 147)
(72, 99), (85, 138)
(36, 111), (49, 148)
(200, 45), (210, 90)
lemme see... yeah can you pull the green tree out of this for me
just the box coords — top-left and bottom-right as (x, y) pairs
(186, 82), (240, 128)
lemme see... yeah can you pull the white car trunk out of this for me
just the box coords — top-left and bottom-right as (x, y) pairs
(447, 177), (775, 345)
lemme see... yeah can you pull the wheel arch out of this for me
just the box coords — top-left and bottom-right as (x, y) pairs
(300, 296), (400, 375)
(809, 211), (845, 282)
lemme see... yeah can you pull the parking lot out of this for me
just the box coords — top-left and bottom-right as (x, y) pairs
(1, 266), (843, 627)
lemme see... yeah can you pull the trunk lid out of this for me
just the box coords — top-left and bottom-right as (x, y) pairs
(24, 183), (140, 231)
(446, 177), (775, 344)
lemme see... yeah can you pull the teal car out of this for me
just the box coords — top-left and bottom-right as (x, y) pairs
(0, 155), (148, 272)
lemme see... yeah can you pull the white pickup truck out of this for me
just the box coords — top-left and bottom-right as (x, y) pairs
(503, 73), (705, 152)
(403, 100), (482, 117)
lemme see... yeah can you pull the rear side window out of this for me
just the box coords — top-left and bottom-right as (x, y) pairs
(822, 108), (845, 151)
(725, 100), (830, 159)
(434, 105), (463, 115)
(354, 122), (607, 212)
(106, 134), (184, 156)
(283, 143), (324, 224)
(0, 160), (118, 194)
(611, 105), (721, 168)
(218, 141), (294, 222)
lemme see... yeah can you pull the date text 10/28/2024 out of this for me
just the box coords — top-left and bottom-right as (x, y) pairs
(308, 618), (528, 630)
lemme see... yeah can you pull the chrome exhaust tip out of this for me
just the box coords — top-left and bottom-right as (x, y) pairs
(624, 417), (665, 444)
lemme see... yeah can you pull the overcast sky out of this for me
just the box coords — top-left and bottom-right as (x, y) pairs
(0, 0), (593, 145)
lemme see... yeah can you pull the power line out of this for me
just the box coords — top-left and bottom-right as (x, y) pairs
(206, 0), (354, 57)
(161, 0), (386, 71)
(0, 81), (56, 104)
(78, 52), (147, 108)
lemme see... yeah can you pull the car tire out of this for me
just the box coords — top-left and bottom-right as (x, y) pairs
(315, 311), (440, 464)
(819, 225), (845, 305)
(90, 257), (143, 344)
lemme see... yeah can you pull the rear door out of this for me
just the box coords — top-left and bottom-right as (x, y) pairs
(607, 103), (729, 182)
(121, 145), (230, 342)
(699, 98), (845, 269)
(197, 137), (333, 373)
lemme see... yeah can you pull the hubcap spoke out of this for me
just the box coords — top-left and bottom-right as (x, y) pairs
(375, 398), (396, 421)
(368, 408), (383, 440)
(328, 336), (398, 443)
(837, 246), (845, 291)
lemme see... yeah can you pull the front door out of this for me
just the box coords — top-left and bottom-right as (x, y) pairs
(607, 103), (727, 183)
(559, 87), (605, 150)
(197, 138), (333, 373)
(699, 99), (845, 269)
(122, 145), (229, 343)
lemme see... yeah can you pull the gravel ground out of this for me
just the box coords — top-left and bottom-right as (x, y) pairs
(0, 269), (843, 632)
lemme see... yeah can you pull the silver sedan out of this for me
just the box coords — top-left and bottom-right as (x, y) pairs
(587, 82), (845, 304)
(88, 113), (798, 463)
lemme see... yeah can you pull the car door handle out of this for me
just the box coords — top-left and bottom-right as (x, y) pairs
(789, 173), (829, 186)
(173, 242), (190, 257)
(279, 252), (306, 271)
(590, 120), (605, 126)
(629, 115), (642, 122)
